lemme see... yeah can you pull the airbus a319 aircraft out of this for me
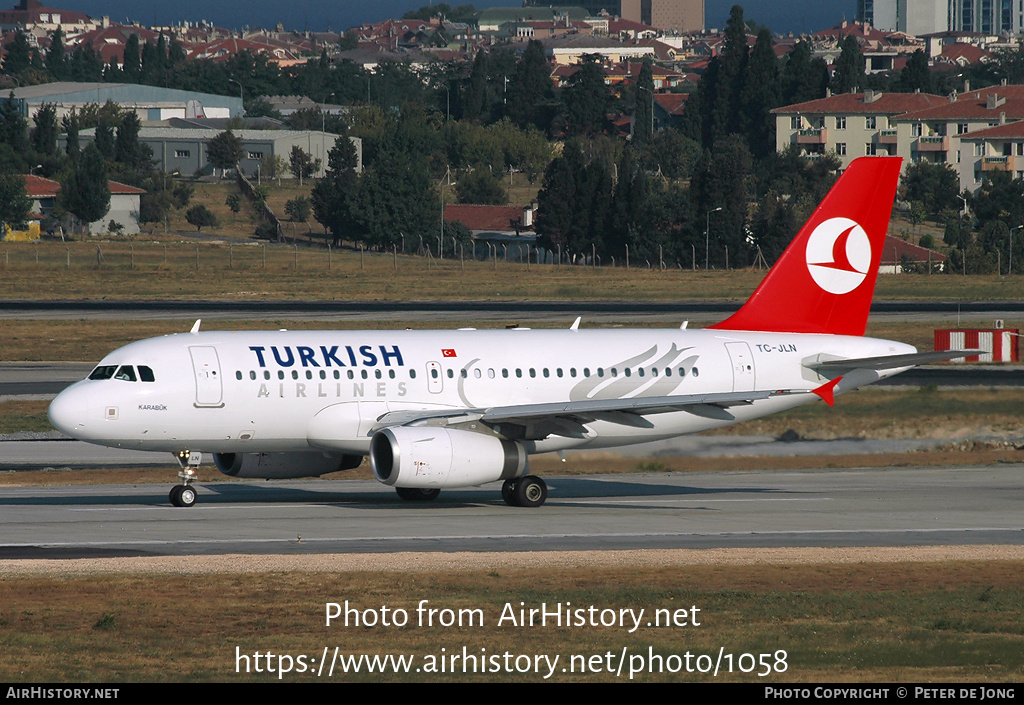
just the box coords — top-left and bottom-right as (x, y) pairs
(48, 157), (964, 508)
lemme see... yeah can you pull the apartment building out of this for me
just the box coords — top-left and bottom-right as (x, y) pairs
(775, 85), (1024, 192)
(958, 120), (1024, 186)
(772, 90), (947, 165)
(889, 85), (1024, 191)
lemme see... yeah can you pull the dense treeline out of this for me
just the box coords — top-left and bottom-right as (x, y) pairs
(4, 2), (1024, 265)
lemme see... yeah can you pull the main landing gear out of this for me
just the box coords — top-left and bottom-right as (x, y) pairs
(393, 476), (548, 507)
(502, 475), (548, 508)
(395, 487), (441, 501)
(170, 450), (201, 508)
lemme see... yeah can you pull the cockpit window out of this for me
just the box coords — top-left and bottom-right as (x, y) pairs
(114, 365), (137, 382)
(88, 365), (118, 380)
(138, 366), (155, 382)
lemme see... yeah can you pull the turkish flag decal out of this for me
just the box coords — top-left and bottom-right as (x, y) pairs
(442, 349), (457, 357)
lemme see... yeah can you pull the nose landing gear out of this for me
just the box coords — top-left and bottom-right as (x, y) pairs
(170, 450), (202, 507)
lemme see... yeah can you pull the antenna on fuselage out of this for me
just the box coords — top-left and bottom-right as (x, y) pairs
(190, 319), (201, 334)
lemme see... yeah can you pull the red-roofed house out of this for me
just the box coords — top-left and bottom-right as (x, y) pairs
(0, 0), (95, 34)
(443, 203), (538, 259)
(22, 174), (145, 235)
(189, 37), (300, 66)
(880, 235), (947, 273)
(653, 92), (688, 129)
(66, 23), (161, 66)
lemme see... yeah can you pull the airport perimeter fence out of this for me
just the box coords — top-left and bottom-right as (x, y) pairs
(0, 239), (476, 274)
(0, 239), (741, 275)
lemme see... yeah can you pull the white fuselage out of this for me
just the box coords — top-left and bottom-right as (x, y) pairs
(48, 327), (915, 455)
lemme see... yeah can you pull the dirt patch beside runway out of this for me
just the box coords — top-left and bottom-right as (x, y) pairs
(2, 545), (1023, 576)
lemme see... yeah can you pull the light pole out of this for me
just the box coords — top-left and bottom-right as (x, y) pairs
(228, 78), (243, 115)
(1011, 225), (1023, 276)
(439, 166), (454, 260)
(705, 206), (722, 270)
(636, 85), (654, 139)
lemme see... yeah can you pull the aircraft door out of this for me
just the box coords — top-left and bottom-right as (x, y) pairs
(725, 342), (755, 392)
(426, 361), (443, 394)
(189, 346), (224, 407)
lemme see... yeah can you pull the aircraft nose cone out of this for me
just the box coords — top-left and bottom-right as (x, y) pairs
(48, 384), (90, 438)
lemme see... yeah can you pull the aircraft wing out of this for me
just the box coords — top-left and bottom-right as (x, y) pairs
(806, 350), (985, 373)
(371, 389), (795, 440)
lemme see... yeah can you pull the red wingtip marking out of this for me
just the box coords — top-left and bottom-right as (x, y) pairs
(813, 377), (843, 406)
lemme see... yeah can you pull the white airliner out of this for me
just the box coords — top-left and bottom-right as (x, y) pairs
(47, 157), (966, 508)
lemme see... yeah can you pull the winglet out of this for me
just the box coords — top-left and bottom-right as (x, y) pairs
(570, 316), (581, 331)
(812, 377), (843, 406)
(190, 319), (201, 334)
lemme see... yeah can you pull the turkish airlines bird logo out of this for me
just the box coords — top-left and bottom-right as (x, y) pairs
(805, 217), (871, 295)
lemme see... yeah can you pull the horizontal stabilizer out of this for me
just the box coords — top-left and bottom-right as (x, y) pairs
(807, 350), (984, 373)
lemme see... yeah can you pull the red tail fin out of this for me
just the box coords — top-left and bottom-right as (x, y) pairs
(710, 157), (902, 336)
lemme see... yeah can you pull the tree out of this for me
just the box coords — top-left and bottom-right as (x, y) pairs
(311, 137), (360, 246)
(94, 122), (115, 158)
(902, 161), (959, 216)
(831, 35), (865, 94)
(506, 40), (554, 131)
(350, 142), (438, 248)
(45, 27), (67, 80)
(741, 29), (781, 158)
(462, 50), (491, 123)
(260, 153), (288, 183)
(62, 110), (80, 161)
(172, 181), (194, 210)
(0, 173), (31, 230)
(185, 204), (218, 231)
(68, 45), (103, 82)
(115, 112), (150, 173)
(225, 192), (242, 222)
(632, 59), (655, 146)
(2, 32), (31, 76)
(896, 50), (933, 94)
(0, 92), (28, 152)
(122, 34), (141, 82)
(289, 145), (317, 185)
(564, 55), (610, 137)
(60, 143), (110, 230)
(285, 196), (311, 231)
(31, 103), (58, 156)
(691, 135), (753, 268)
(781, 40), (828, 105)
(207, 130), (243, 176)
(535, 139), (615, 257)
(455, 169), (506, 204)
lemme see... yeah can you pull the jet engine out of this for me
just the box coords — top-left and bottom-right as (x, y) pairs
(369, 426), (528, 489)
(214, 451), (362, 479)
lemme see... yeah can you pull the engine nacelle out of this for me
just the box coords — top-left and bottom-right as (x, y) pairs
(369, 426), (528, 489)
(214, 451), (362, 479)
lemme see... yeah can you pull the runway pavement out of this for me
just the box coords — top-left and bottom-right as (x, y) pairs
(0, 466), (1020, 558)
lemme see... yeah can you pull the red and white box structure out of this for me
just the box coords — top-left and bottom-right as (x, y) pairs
(934, 328), (1020, 362)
